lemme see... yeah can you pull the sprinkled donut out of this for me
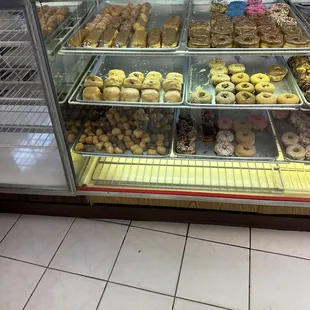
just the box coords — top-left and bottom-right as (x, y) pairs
(216, 130), (234, 143)
(299, 132), (310, 147)
(214, 142), (235, 156)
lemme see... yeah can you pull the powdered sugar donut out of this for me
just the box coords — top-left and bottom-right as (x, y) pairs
(216, 130), (234, 143)
(214, 142), (235, 156)
(248, 114), (268, 131)
(217, 117), (233, 130)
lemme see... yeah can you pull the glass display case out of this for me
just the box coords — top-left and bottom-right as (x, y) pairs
(2, 0), (310, 206)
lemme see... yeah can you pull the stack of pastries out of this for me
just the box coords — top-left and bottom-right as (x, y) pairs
(74, 107), (173, 156)
(82, 69), (183, 103)
(287, 56), (310, 102)
(38, 5), (69, 38)
(188, 2), (310, 48)
(67, 2), (181, 49)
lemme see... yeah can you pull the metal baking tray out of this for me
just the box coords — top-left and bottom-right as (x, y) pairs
(186, 0), (310, 55)
(69, 55), (187, 108)
(173, 109), (279, 161)
(72, 107), (175, 158)
(288, 0), (310, 32)
(186, 55), (303, 110)
(269, 111), (310, 163)
(60, 0), (187, 54)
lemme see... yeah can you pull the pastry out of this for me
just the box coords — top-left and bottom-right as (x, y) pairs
(211, 0), (228, 13)
(188, 37), (210, 48)
(215, 91), (235, 104)
(281, 132), (299, 147)
(255, 82), (275, 94)
(84, 76), (103, 89)
(260, 33), (284, 48)
(142, 79), (161, 91)
(210, 66), (229, 76)
(272, 110), (290, 120)
(231, 73), (250, 84)
(277, 93), (300, 105)
(164, 16), (181, 31)
(190, 20), (211, 31)
(208, 58), (225, 68)
(283, 34), (310, 48)
(286, 144), (306, 160)
(123, 77), (142, 90)
(216, 130), (234, 143)
(166, 72), (183, 84)
(104, 77), (123, 88)
(201, 110), (217, 142)
(141, 89), (160, 102)
(108, 69), (126, 81)
(189, 28), (210, 39)
(235, 143), (256, 157)
(211, 74), (230, 85)
(130, 30), (147, 48)
(215, 81), (235, 94)
(164, 90), (181, 103)
(236, 130), (255, 145)
(236, 91), (256, 104)
(120, 88), (140, 102)
(211, 34), (233, 48)
(256, 92), (277, 104)
(190, 91), (212, 104)
(98, 28), (118, 47)
(281, 24), (302, 36)
(68, 29), (88, 47)
(234, 34), (260, 48)
(163, 80), (182, 92)
(83, 86), (101, 100)
(235, 82), (254, 93)
(112, 30), (130, 47)
(250, 73), (270, 85)
(128, 71), (144, 82)
(233, 120), (252, 132)
(266, 65), (287, 82)
(214, 142), (235, 156)
(211, 23), (234, 37)
(147, 28), (161, 48)
(217, 117), (233, 130)
(248, 114), (268, 131)
(146, 71), (163, 83)
(83, 29), (104, 47)
(103, 86), (121, 101)
(228, 64), (246, 75)
(162, 28), (178, 48)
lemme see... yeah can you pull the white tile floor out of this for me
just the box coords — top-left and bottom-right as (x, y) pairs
(1, 214), (310, 310)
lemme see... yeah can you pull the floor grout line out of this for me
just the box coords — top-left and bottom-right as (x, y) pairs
(22, 217), (77, 310)
(95, 222), (131, 310)
(171, 223), (190, 310)
(0, 254), (46, 268)
(176, 296), (234, 310)
(0, 214), (22, 243)
(129, 224), (188, 237)
(248, 228), (252, 310)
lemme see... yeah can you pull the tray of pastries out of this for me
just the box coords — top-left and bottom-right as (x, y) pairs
(173, 109), (278, 161)
(270, 109), (310, 163)
(61, 0), (186, 52)
(72, 106), (175, 157)
(69, 55), (187, 107)
(186, 55), (302, 109)
(287, 56), (310, 108)
(186, 0), (310, 53)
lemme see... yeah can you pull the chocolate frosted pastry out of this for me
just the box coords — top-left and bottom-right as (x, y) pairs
(176, 116), (197, 154)
(257, 25), (279, 37)
(188, 37), (210, 48)
(211, 34), (233, 48)
(162, 28), (178, 48)
(284, 34), (310, 48)
(83, 29), (104, 47)
(164, 16), (181, 31)
(234, 34), (260, 48)
(107, 18), (121, 30)
(211, 22), (234, 36)
(189, 28), (210, 39)
(120, 19), (134, 31)
(99, 28), (118, 47)
(130, 30), (147, 48)
(112, 30), (131, 48)
(281, 24), (302, 36)
(147, 28), (161, 48)
(190, 20), (210, 31)
(68, 29), (88, 47)
(201, 110), (218, 142)
(260, 33), (284, 48)
(176, 138), (196, 154)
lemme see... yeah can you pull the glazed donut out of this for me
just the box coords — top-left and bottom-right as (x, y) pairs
(283, 34), (310, 48)
(217, 117), (233, 130)
(266, 65), (287, 82)
(211, 74), (231, 86)
(260, 33), (284, 48)
(233, 120), (252, 132)
(215, 82), (235, 94)
(299, 132), (310, 147)
(255, 82), (275, 94)
(235, 82), (254, 93)
(305, 145), (310, 160)
(250, 73), (270, 85)
(234, 34), (260, 48)
(281, 132), (299, 147)
(235, 143), (256, 157)
(190, 90), (212, 104)
(231, 73), (250, 85)
(211, 34), (234, 48)
(214, 142), (235, 156)
(236, 130), (255, 145)
(277, 93), (300, 105)
(228, 64), (246, 75)
(236, 91), (256, 104)
(210, 66), (229, 76)
(286, 144), (306, 160)
(208, 58), (226, 68)
(216, 130), (234, 143)
(256, 92), (277, 104)
(248, 114), (268, 131)
(272, 110), (290, 120)
(215, 91), (236, 104)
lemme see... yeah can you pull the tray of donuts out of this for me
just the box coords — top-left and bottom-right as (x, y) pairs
(69, 55), (187, 107)
(61, 0), (186, 53)
(173, 109), (279, 161)
(72, 106), (175, 158)
(186, 0), (310, 52)
(186, 55), (302, 109)
(269, 109), (310, 163)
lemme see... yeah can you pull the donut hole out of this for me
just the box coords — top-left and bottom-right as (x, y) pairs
(293, 147), (300, 152)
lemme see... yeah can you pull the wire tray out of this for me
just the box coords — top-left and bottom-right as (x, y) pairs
(173, 109), (279, 161)
(60, 0), (187, 54)
(69, 55), (188, 108)
(185, 0), (310, 56)
(269, 111), (310, 164)
(186, 55), (303, 109)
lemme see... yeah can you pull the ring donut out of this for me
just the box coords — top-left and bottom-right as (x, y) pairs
(256, 92), (277, 104)
(286, 144), (306, 160)
(215, 91), (236, 104)
(277, 93), (300, 105)
(235, 143), (256, 157)
(255, 82), (275, 94)
(250, 73), (270, 85)
(281, 132), (299, 147)
(236, 130), (255, 145)
(236, 91), (256, 104)
(236, 82), (255, 93)
(231, 73), (250, 84)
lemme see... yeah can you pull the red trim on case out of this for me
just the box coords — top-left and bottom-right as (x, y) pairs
(76, 186), (310, 203)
